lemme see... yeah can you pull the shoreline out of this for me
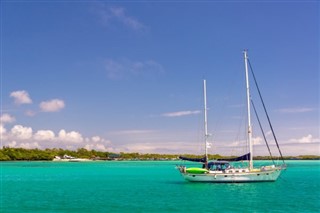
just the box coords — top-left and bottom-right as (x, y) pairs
(1, 158), (320, 162)
(1, 147), (319, 161)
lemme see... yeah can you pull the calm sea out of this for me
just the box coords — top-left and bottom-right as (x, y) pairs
(1, 160), (319, 213)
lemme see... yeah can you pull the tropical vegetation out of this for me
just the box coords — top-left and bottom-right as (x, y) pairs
(0, 147), (319, 161)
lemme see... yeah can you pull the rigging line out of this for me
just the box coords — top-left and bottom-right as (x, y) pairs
(251, 99), (275, 165)
(247, 59), (286, 165)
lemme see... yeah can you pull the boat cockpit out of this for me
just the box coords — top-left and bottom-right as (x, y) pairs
(207, 161), (231, 171)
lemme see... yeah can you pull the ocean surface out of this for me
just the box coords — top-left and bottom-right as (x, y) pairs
(1, 160), (319, 213)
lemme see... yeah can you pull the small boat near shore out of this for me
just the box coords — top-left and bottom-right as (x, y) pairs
(53, 154), (92, 162)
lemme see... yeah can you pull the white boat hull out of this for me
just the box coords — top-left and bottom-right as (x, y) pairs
(178, 167), (282, 183)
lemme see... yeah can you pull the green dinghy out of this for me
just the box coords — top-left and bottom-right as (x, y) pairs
(186, 168), (208, 174)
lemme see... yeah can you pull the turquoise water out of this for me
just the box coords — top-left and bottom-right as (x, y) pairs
(1, 160), (319, 213)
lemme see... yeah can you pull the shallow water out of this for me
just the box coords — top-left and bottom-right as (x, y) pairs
(1, 160), (319, 212)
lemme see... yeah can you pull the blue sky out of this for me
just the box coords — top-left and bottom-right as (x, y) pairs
(1, 1), (319, 156)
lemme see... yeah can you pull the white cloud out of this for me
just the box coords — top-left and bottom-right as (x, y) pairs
(110, 129), (156, 135)
(10, 90), (32, 105)
(1, 122), (113, 151)
(162, 110), (201, 117)
(222, 136), (262, 148)
(7, 141), (39, 150)
(0, 113), (15, 123)
(7, 140), (41, 150)
(117, 141), (202, 154)
(226, 141), (241, 147)
(104, 58), (164, 80)
(252, 137), (263, 145)
(84, 143), (110, 152)
(40, 99), (65, 112)
(19, 142), (41, 149)
(122, 142), (156, 152)
(277, 107), (315, 113)
(84, 136), (113, 151)
(34, 130), (55, 141)
(91, 136), (101, 143)
(298, 134), (314, 143)
(95, 5), (145, 31)
(58, 129), (83, 143)
(11, 125), (33, 140)
(0, 124), (7, 135)
(7, 141), (17, 148)
(289, 134), (319, 143)
(265, 131), (272, 136)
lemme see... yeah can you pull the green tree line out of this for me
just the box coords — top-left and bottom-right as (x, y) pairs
(0, 147), (110, 161)
(0, 147), (319, 161)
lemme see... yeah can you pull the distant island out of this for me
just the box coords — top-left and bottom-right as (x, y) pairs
(0, 147), (319, 161)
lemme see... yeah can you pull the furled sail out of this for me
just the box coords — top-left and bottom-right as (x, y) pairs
(179, 156), (207, 163)
(217, 153), (250, 162)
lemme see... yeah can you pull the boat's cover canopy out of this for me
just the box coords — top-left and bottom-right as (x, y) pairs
(217, 153), (250, 162)
(179, 156), (207, 163)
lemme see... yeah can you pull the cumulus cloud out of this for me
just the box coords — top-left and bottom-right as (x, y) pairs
(7, 141), (17, 147)
(11, 125), (33, 140)
(0, 125), (7, 135)
(83, 135), (113, 151)
(10, 90), (32, 105)
(19, 142), (41, 149)
(34, 130), (55, 141)
(2, 123), (112, 151)
(0, 113), (15, 123)
(6, 141), (40, 149)
(58, 129), (83, 143)
(104, 58), (164, 80)
(91, 136), (102, 143)
(162, 110), (201, 117)
(40, 99), (65, 112)
(84, 143), (110, 152)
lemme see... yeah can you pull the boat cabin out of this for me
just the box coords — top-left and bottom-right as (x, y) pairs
(207, 161), (231, 171)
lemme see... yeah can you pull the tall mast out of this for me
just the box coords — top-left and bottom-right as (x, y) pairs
(203, 80), (209, 166)
(244, 50), (253, 170)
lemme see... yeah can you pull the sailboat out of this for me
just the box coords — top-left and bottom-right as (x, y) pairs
(177, 50), (286, 183)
